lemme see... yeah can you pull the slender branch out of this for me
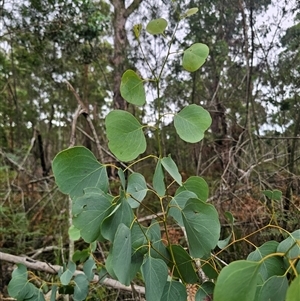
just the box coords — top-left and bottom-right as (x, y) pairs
(124, 0), (143, 18)
(65, 80), (104, 162)
(0, 251), (145, 294)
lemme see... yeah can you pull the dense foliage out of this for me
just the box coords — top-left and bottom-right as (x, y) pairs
(1, 0), (300, 300)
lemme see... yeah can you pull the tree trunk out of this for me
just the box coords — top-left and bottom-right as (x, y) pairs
(110, 0), (143, 110)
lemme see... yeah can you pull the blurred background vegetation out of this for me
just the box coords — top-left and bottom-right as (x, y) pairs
(1, 0), (300, 299)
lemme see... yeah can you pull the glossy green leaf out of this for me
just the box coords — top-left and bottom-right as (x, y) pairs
(195, 281), (214, 301)
(168, 245), (198, 283)
(153, 159), (165, 196)
(105, 110), (146, 162)
(257, 275), (288, 301)
(286, 275), (300, 301)
(83, 257), (96, 281)
(214, 260), (260, 301)
(120, 69), (146, 106)
(112, 224), (132, 285)
(133, 23), (142, 39)
(182, 43), (209, 72)
(182, 198), (220, 258)
(247, 241), (285, 280)
(101, 198), (134, 241)
(160, 281), (187, 301)
(141, 256), (168, 301)
(52, 146), (109, 198)
(72, 189), (113, 243)
(60, 261), (76, 286)
(176, 176), (209, 201)
(127, 172), (148, 208)
(146, 18), (167, 35)
(68, 225), (81, 241)
(174, 104), (211, 143)
(73, 274), (89, 301)
(169, 191), (197, 226)
(161, 155), (182, 185)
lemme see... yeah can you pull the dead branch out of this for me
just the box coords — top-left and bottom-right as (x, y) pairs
(65, 80), (104, 162)
(0, 251), (145, 295)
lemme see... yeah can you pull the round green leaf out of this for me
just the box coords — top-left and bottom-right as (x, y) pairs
(257, 275), (288, 301)
(146, 18), (168, 35)
(68, 225), (81, 241)
(8, 264), (28, 299)
(72, 189), (113, 243)
(174, 104), (212, 143)
(176, 176), (209, 201)
(52, 146), (109, 199)
(213, 260), (261, 301)
(182, 43), (209, 72)
(120, 70), (146, 106)
(112, 224), (132, 285)
(141, 256), (168, 301)
(182, 198), (220, 258)
(247, 241), (285, 280)
(169, 191), (197, 226)
(105, 110), (146, 162)
(73, 274), (89, 301)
